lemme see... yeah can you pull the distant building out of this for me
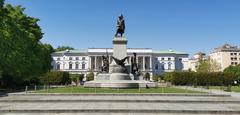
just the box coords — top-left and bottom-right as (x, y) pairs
(188, 52), (206, 72)
(51, 48), (189, 80)
(209, 44), (240, 71)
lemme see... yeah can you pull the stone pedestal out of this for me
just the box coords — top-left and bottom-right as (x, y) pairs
(110, 37), (131, 80)
(112, 37), (127, 59)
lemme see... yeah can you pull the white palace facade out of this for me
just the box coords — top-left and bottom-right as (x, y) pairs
(51, 48), (189, 80)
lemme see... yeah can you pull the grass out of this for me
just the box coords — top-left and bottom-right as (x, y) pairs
(209, 86), (240, 92)
(34, 87), (204, 93)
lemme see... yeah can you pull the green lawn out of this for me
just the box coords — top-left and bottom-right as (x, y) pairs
(34, 87), (204, 93)
(209, 86), (240, 92)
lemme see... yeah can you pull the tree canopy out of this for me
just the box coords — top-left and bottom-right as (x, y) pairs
(224, 64), (240, 82)
(55, 46), (75, 52)
(0, 2), (54, 87)
(196, 59), (221, 72)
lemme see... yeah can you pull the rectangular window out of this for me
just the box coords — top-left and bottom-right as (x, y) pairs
(69, 64), (72, 69)
(168, 58), (171, 61)
(82, 63), (85, 69)
(235, 62), (238, 65)
(82, 57), (86, 60)
(161, 57), (164, 60)
(234, 53), (237, 55)
(69, 57), (72, 60)
(76, 57), (79, 60)
(231, 62), (234, 65)
(230, 53), (233, 55)
(75, 64), (79, 69)
(231, 57), (234, 60)
(57, 64), (60, 70)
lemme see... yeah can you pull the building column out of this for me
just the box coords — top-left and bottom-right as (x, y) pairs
(89, 56), (91, 70)
(150, 56), (152, 71)
(143, 56), (146, 71)
(94, 56), (97, 70)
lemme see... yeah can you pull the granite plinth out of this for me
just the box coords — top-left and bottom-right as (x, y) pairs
(84, 80), (157, 88)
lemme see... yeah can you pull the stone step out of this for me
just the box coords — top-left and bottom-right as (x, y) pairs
(0, 99), (239, 103)
(1, 109), (240, 114)
(9, 93), (231, 97)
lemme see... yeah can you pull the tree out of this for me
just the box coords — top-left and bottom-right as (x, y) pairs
(224, 64), (240, 83)
(144, 72), (150, 81)
(0, 3), (54, 87)
(55, 46), (74, 52)
(86, 72), (94, 81)
(0, 0), (4, 8)
(196, 59), (221, 72)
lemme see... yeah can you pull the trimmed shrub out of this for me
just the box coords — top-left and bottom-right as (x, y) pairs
(164, 72), (236, 86)
(41, 71), (71, 85)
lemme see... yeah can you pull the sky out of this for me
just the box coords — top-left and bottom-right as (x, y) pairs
(5, 0), (240, 56)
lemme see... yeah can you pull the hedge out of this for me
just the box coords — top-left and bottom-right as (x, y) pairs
(164, 72), (236, 86)
(41, 71), (71, 85)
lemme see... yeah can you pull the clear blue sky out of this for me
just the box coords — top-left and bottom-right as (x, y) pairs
(5, 0), (240, 56)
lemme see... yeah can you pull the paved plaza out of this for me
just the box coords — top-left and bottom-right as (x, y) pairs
(1, 93), (240, 115)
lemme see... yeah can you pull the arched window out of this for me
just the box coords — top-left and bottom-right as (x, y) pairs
(69, 62), (73, 69)
(57, 63), (60, 70)
(75, 62), (79, 69)
(82, 62), (86, 70)
(161, 62), (165, 70)
(168, 62), (171, 70)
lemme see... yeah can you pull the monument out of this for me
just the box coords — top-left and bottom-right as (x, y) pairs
(84, 15), (157, 88)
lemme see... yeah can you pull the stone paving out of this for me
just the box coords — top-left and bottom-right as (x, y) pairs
(0, 93), (240, 115)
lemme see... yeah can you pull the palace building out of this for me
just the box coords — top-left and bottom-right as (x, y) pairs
(51, 48), (189, 80)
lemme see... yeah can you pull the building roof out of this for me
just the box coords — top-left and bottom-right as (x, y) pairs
(153, 50), (188, 55)
(54, 49), (88, 54)
(52, 48), (188, 55)
(213, 44), (240, 52)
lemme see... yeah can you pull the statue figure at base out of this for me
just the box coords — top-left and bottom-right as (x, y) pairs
(101, 55), (109, 73)
(115, 14), (125, 37)
(111, 56), (128, 67)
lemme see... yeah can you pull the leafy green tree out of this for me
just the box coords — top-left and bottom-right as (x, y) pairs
(224, 64), (240, 83)
(86, 72), (94, 81)
(0, 2), (54, 87)
(0, 0), (4, 8)
(55, 46), (74, 52)
(196, 59), (221, 72)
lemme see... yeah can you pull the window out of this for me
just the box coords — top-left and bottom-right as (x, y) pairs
(69, 57), (72, 60)
(168, 62), (171, 70)
(82, 57), (86, 60)
(235, 62), (238, 65)
(231, 57), (234, 60)
(230, 53), (233, 55)
(161, 57), (164, 60)
(234, 53), (237, 55)
(168, 57), (171, 61)
(155, 64), (158, 70)
(57, 58), (60, 61)
(235, 57), (237, 60)
(179, 58), (182, 61)
(82, 62), (86, 69)
(69, 62), (72, 69)
(57, 63), (60, 70)
(75, 63), (79, 69)
(231, 62), (234, 65)
(161, 62), (165, 70)
(76, 57), (79, 60)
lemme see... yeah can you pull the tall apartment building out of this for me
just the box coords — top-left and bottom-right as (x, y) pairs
(209, 44), (240, 71)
